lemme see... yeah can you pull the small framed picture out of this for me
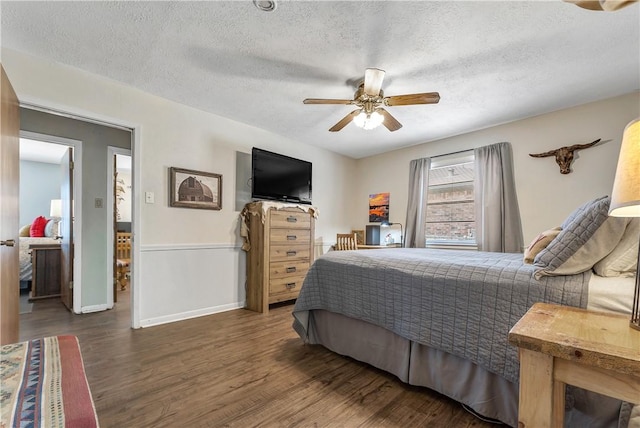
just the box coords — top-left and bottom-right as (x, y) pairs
(170, 167), (222, 210)
(351, 229), (365, 245)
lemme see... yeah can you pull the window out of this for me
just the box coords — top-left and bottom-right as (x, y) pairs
(425, 151), (475, 246)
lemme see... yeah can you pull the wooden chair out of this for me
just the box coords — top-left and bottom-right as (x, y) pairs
(335, 233), (358, 251)
(116, 232), (131, 291)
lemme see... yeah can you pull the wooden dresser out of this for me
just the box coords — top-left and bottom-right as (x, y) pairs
(30, 243), (61, 301)
(242, 201), (316, 313)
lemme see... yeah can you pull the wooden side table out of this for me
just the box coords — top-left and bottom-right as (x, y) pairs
(508, 303), (640, 428)
(29, 243), (62, 301)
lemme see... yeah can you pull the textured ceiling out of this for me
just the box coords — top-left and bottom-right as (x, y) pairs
(2, 1), (639, 159)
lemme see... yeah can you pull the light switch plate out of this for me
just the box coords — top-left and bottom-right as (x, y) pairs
(145, 191), (155, 204)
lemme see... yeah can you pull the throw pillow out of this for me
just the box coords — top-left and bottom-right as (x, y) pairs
(523, 227), (562, 264)
(18, 224), (31, 237)
(534, 196), (629, 278)
(44, 219), (60, 238)
(593, 218), (639, 277)
(29, 216), (48, 237)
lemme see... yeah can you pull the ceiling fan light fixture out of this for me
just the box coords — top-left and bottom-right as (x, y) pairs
(353, 109), (383, 130)
(253, 0), (277, 12)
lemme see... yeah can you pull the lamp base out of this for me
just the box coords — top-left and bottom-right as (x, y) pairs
(630, 239), (640, 330)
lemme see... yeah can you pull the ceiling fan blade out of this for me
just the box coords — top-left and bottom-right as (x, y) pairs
(329, 109), (361, 132)
(303, 98), (354, 105)
(363, 68), (385, 96)
(378, 108), (402, 132)
(385, 92), (440, 106)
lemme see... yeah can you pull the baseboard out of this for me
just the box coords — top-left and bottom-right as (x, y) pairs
(139, 301), (245, 328)
(81, 304), (110, 313)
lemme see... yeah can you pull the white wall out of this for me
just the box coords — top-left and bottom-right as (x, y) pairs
(3, 49), (358, 326)
(116, 167), (132, 222)
(19, 160), (61, 226)
(352, 92), (640, 244)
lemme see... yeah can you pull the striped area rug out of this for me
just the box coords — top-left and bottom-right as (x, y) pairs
(0, 335), (99, 428)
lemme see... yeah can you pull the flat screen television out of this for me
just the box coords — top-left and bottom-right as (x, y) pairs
(251, 148), (312, 205)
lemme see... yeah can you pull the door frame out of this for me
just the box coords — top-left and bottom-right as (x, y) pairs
(20, 130), (83, 313)
(19, 98), (141, 328)
(106, 146), (132, 309)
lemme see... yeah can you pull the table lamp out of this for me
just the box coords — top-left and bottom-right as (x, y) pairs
(608, 118), (640, 330)
(381, 221), (404, 247)
(50, 199), (62, 218)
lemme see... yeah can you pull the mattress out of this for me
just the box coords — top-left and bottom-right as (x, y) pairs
(587, 273), (636, 315)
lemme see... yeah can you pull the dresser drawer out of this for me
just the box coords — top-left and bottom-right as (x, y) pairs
(270, 228), (310, 245)
(270, 210), (311, 229)
(270, 275), (306, 295)
(269, 260), (310, 279)
(270, 245), (311, 262)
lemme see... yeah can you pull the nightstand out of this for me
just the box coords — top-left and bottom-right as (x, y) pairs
(508, 303), (640, 428)
(29, 243), (62, 301)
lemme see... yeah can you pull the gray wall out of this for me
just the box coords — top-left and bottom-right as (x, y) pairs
(20, 108), (131, 308)
(19, 160), (61, 227)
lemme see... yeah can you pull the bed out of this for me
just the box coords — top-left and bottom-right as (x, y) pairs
(0, 335), (99, 427)
(292, 196), (639, 427)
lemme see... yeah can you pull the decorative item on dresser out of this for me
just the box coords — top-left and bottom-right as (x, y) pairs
(240, 201), (317, 313)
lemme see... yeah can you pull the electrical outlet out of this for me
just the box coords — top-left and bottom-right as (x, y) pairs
(95, 198), (103, 208)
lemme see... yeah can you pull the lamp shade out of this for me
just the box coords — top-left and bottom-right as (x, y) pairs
(609, 118), (640, 217)
(50, 199), (62, 218)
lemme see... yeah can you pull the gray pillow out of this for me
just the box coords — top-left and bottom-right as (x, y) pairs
(534, 196), (629, 278)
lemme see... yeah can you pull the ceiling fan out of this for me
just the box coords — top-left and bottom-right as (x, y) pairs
(303, 68), (440, 132)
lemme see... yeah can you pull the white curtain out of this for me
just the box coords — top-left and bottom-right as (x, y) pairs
(404, 158), (430, 248)
(473, 142), (523, 253)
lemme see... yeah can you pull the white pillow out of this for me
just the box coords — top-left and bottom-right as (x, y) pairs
(44, 219), (59, 237)
(593, 218), (639, 277)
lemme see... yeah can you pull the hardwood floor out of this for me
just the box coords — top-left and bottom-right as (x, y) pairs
(19, 294), (502, 428)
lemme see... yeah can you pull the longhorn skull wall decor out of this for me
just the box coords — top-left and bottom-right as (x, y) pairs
(529, 139), (601, 174)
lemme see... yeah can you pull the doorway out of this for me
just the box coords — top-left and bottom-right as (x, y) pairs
(18, 132), (81, 314)
(107, 148), (132, 308)
(19, 105), (136, 326)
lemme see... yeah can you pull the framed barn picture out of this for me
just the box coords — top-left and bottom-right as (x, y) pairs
(169, 167), (222, 210)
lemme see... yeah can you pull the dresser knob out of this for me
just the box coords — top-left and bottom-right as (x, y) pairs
(287, 216), (298, 223)
(286, 267), (296, 273)
(286, 251), (297, 256)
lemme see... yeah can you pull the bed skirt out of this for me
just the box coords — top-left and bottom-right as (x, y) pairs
(305, 309), (624, 428)
(0, 335), (99, 428)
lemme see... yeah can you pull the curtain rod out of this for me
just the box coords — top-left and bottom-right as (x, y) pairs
(431, 147), (474, 159)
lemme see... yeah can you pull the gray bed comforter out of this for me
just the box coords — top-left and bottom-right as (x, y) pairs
(293, 248), (590, 384)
